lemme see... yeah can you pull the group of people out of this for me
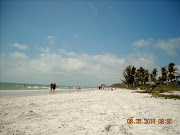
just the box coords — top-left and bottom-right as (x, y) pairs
(50, 82), (56, 91)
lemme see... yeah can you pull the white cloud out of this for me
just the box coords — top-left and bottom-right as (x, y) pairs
(0, 49), (158, 86)
(2, 36), (179, 85)
(126, 52), (157, 71)
(93, 53), (125, 66)
(10, 52), (28, 60)
(0, 52), (29, 80)
(12, 43), (28, 50)
(48, 36), (55, 45)
(40, 47), (49, 53)
(41, 54), (45, 57)
(156, 37), (180, 56)
(133, 39), (152, 47)
(0, 49), (128, 86)
(133, 37), (180, 56)
(59, 49), (76, 56)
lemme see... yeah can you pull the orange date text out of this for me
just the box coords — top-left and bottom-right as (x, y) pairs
(127, 119), (173, 124)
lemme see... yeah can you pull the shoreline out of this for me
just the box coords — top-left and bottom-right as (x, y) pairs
(0, 89), (180, 135)
(0, 88), (98, 98)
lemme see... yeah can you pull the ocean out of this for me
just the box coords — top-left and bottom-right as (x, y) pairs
(0, 82), (97, 97)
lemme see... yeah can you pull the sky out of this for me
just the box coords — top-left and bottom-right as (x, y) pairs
(0, 0), (180, 86)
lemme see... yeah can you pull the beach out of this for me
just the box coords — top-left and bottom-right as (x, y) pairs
(0, 89), (180, 135)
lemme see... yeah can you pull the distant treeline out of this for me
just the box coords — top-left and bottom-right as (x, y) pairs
(112, 62), (178, 88)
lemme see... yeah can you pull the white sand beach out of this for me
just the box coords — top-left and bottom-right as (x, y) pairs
(0, 89), (180, 135)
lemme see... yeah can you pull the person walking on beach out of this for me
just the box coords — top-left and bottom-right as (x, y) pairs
(53, 82), (56, 91)
(50, 82), (53, 92)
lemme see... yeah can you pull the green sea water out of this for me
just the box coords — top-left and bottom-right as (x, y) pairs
(0, 82), (97, 97)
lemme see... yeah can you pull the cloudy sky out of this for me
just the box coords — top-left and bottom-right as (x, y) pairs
(0, 0), (180, 86)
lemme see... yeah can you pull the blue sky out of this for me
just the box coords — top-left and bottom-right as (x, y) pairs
(0, 0), (180, 86)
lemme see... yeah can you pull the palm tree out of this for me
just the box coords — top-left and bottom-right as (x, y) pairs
(144, 70), (150, 84)
(150, 68), (158, 84)
(135, 67), (149, 84)
(134, 70), (140, 84)
(161, 67), (167, 84)
(122, 65), (136, 87)
(157, 77), (162, 85)
(136, 67), (144, 84)
(167, 62), (178, 83)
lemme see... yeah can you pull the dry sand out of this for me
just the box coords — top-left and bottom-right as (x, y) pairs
(0, 89), (180, 135)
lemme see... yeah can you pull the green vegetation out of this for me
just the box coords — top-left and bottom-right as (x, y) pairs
(151, 93), (180, 100)
(136, 84), (180, 100)
(152, 84), (180, 92)
(138, 84), (180, 92)
(138, 84), (154, 90)
(119, 62), (180, 100)
(122, 62), (179, 87)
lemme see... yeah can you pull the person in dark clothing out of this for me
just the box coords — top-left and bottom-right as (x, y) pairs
(53, 83), (56, 91)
